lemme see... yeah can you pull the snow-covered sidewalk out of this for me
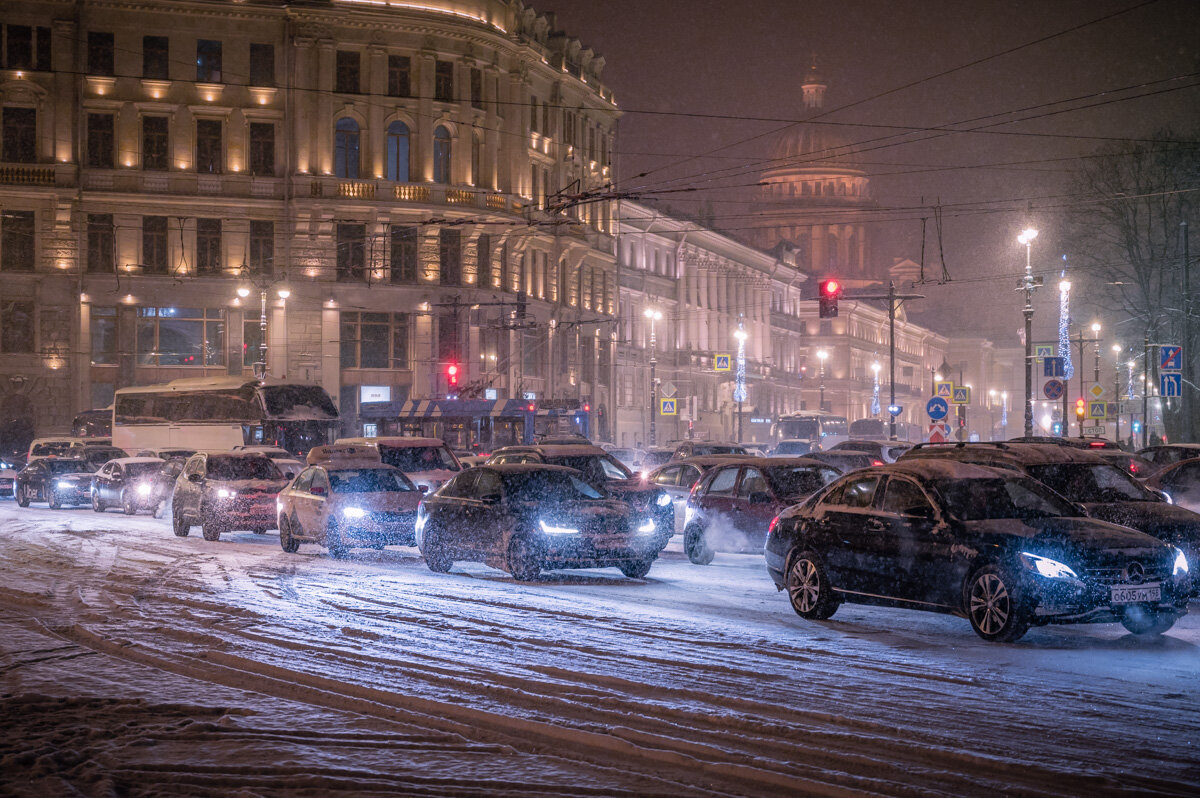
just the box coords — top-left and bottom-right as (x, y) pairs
(2, 502), (1198, 796)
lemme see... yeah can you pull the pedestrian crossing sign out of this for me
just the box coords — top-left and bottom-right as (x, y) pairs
(714, 354), (731, 371)
(660, 398), (677, 415)
(951, 386), (971, 405)
(1088, 400), (1107, 419)
(935, 381), (953, 399)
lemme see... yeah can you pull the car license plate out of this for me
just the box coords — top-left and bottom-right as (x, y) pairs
(1111, 583), (1161, 604)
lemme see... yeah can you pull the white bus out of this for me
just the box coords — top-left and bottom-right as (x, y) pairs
(774, 413), (849, 451)
(112, 377), (339, 455)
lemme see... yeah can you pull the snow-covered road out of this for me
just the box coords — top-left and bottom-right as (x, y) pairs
(2, 501), (1198, 796)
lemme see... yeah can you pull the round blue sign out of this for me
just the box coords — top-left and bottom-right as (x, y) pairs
(1043, 379), (1064, 400)
(926, 396), (949, 420)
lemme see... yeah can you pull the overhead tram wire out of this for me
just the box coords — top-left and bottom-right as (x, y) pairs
(619, 0), (1166, 189)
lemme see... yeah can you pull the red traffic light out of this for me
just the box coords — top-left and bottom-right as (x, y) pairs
(821, 279), (840, 296)
(526, 402), (536, 413)
(583, 403), (591, 412)
(446, 363), (459, 386)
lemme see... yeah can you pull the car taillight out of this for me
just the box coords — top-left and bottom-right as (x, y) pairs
(1128, 459), (1139, 474)
(872, 460), (884, 466)
(768, 515), (780, 536)
(1089, 441), (1107, 448)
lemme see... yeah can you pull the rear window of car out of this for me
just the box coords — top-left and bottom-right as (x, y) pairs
(545, 455), (631, 481)
(695, 444), (747, 456)
(765, 466), (840, 497)
(379, 445), (460, 472)
(207, 456), (282, 481)
(328, 468), (415, 493)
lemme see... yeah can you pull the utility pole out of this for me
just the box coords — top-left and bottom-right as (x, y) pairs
(1143, 333), (1151, 448)
(1183, 221), (1192, 441)
(1018, 228), (1041, 437)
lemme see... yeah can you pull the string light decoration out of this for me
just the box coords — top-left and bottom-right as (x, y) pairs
(733, 321), (748, 404)
(1059, 262), (1074, 380)
(871, 361), (881, 416)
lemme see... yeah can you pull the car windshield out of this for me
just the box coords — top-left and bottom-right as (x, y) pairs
(545, 455), (632, 481)
(207, 456), (282, 480)
(47, 459), (93, 475)
(328, 468), (415, 493)
(1024, 463), (1153, 503)
(931, 477), (1076, 521)
(765, 466), (841, 497)
(502, 470), (606, 502)
(126, 462), (163, 479)
(694, 444), (746, 456)
(379, 445), (460, 472)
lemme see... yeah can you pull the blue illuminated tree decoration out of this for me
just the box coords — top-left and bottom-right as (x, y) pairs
(733, 321), (747, 403)
(1059, 260), (1074, 380)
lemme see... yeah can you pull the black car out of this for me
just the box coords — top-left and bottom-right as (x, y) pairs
(15, 458), (97, 508)
(416, 464), (663, 580)
(766, 460), (1190, 642)
(487, 444), (673, 550)
(1138, 444), (1200, 475)
(900, 442), (1200, 590)
(91, 456), (172, 515)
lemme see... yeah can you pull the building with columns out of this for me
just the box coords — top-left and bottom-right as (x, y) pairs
(0, 0), (619, 450)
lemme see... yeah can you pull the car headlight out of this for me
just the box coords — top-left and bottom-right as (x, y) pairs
(217, 488), (237, 499)
(637, 518), (656, 534)
(56, 480), (72, 489)
(136, 483), (152, 496)
(1173, 547), (1189, 577)
(539, 519), (579, 535)
(655, 492), (671, 508)
(342, 506), (366, 519)
(1019, 552), (1078, 580)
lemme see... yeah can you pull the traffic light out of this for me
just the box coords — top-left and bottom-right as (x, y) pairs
(446, 363), (459, 387)
(1075, 398), (1086, 421)
(818, 279), (841, 318)
(526, 400), (536, 413)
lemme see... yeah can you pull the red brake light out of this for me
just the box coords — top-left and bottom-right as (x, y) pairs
(768, 515), (780, 535)
(1089, 441), (1106, 448)
(1129, 459), (1139, 474)
(872, 459), (884, 466)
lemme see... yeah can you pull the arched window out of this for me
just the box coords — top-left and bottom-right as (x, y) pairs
(433, 125), (451, 184)
(334, 117), (360, 179)
(385, 121), (410, 182)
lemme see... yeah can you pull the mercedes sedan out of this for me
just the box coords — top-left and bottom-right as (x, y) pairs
(765, 460), (1190, 642)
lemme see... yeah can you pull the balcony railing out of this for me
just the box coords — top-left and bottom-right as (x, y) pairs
(0, 163), (54, 186)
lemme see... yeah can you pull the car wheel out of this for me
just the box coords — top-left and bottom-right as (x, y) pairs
(172, 507), (190, 537)
(683, 524), (714, 565)
(47, 490), (61, 510)
(1120, 608), (1177, 636)
(15, 485), (29, 507)
(92, 491), (105, 513)
(785, 549), (840, 620)
(201, 514), (225, 542)
(965, 564), (1030, 643)
(506, 534), (541, 581)
(279, 516), (300, 554)
(121, 491), (137, 515)
(419, 522), (453, 573)
(326, 519), (348, 558)
(249, 526), (269, 535)
(618, 557), (654, 579)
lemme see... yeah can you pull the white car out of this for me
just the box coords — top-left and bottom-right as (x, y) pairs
(276, 445), (424, 556)
(335, 437), (462, 494)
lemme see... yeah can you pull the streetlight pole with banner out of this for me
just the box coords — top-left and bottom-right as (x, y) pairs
(237, 269), (291, 381)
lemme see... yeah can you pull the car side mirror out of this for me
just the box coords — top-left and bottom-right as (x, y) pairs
(186, 473), (203, 483)
(749, 490), (773, 505)
(419, 485), (428, 493)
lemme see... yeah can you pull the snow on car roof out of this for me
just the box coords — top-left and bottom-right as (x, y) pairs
(905, 442), (1108, 466)
(336, 437), (447, 448)
(109, 457), (168, 465)
(307, 444), (382, 466)
(882, 460), (1020, 480)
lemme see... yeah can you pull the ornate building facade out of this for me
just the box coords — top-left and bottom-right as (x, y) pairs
(0, 0), (618, 446)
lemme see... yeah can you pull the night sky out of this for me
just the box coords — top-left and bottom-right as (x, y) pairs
(535, 0), (1200, 342)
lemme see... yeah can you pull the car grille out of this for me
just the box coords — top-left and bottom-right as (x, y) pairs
(1084, 564), (1170, 585)
(372, 511), (415, 523)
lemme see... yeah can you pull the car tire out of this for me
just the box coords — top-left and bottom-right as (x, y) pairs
(249, 526), (269, 535)
(1120, 608), (1177, 636)
(16, 485), (29, 507)
(172, 507), (190, 537)
(785, 548), (840, 620)
(121, 491), (137, 516)
(965, 564), (1030, 643)
(506, 534), (541, 581)
(92, 491), (105, 513)
(279, 516), (300, 554)
(683, 524), (714, 565)
(326, 519), (348, 558)
(618, 557), (654, 579)
(47, 490), (61, 510)
(201, 515), (225, 542)
(420, 522), (453, 573)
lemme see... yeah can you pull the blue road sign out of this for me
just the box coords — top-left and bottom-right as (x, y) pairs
(660, 398), (677, 415)
(1161, 372), (1183, 397)
(1043, 379), (1064, 400)
(1161, 345), (1182, 371)
(926, 396), (949, 420)
(952, 386), (971, 405)
(1043, 357), (1065, 378)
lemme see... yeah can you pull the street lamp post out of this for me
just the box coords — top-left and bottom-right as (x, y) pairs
(237, 272), (291, 381)
(734, 324), (748, 443)
(1112, 343), (1123, 443)
(817, 349), (828, 415)
(1018, 228), (1040, 437)
(643, 308), (661, 447)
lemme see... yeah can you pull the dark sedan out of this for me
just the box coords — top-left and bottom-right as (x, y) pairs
(766, 460), (1190, 642)
(416, 464), (663, 580)
(683, 457), (840, 564)
(15, 458), (97, 508)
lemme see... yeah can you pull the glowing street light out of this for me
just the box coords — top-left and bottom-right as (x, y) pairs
(643, 307), (663, 446)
